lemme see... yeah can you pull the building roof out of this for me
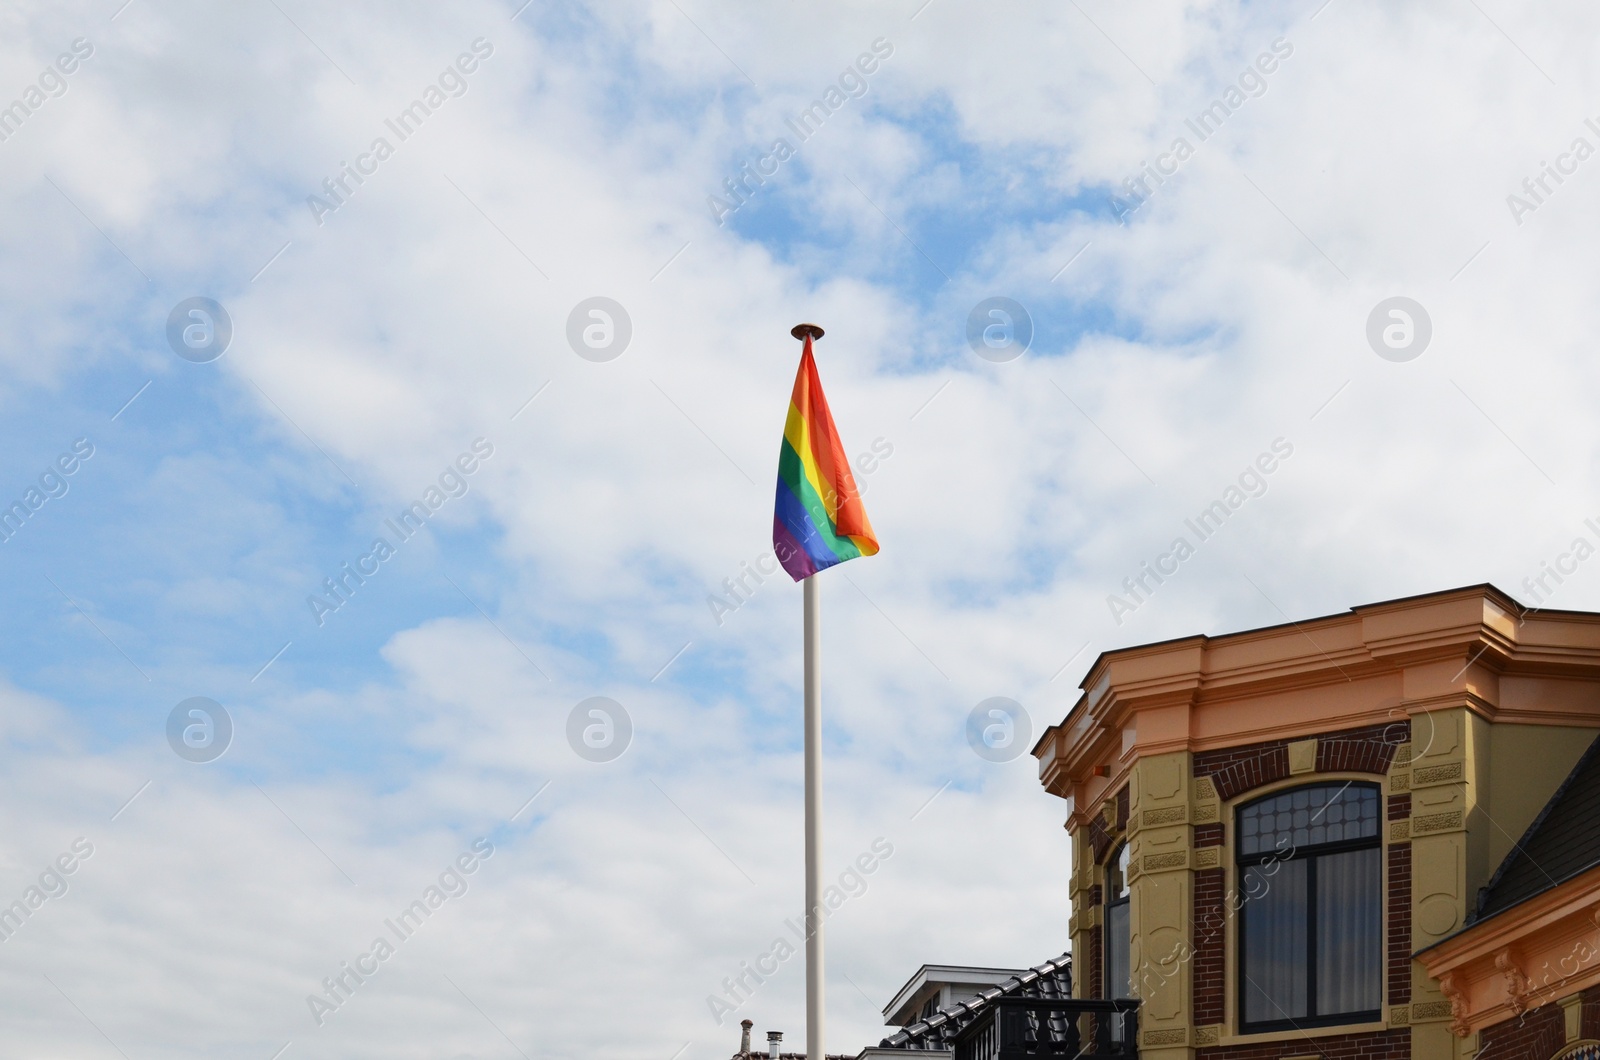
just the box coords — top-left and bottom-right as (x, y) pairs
(1469, 729), (1600, 924)
(882, 963), (1033, 1026)
(875, 953), (1071, 1051)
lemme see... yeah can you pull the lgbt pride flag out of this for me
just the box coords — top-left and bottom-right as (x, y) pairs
(773, 332), (879, 581)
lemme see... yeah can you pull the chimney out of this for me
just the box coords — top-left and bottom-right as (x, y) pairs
(767, 1030), (783, 1060)
(740, 1019), (753, 1057)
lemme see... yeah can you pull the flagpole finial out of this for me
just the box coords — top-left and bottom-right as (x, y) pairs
(791, 323), (824, 342)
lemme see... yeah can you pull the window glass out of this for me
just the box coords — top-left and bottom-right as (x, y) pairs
(1240, 859), (1307, 1024)
(1316, 847), (1381, 1015)
(1106, 843), (1131, 1001)
(1238, 783), (1378, 857)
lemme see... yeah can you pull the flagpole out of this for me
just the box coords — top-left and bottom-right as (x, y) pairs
(803, 571), (824, 1060)
(792, 321), (828, 1060)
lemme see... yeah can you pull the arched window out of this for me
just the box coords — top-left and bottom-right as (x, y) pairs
(1105, 842), (1131, 1001)
(1237, 782), (1382, 1032)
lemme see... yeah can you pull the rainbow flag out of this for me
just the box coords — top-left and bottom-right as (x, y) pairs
(773, 335), (879, 581)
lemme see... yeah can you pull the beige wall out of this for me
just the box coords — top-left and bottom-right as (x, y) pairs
(1484, 723), (1596, 872)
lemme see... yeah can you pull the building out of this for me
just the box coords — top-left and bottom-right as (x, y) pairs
(738, 585), (1600, 1060)
(1413, 730), (1600, 1059)
(1033, 585), (1600, 1060)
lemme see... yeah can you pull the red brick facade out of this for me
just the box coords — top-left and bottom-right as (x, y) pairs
(1478, 1002), (1566, 1060)
(1087, 920), (1103, 1000)
(1194, 722), (1410, 803)
(1195, 1028), (1411, 1060)
(1472, 982), (1600, 1060)
(1193, 867), (1226, 1026)
(1089, 783), (1129, 864)
(1193, 741), (1291, 802)
(1388, 843), (1412, 1006)
(1317, 722), (1409, 775)
(1090, 812), (1111, 864)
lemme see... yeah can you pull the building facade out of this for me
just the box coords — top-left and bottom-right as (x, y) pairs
(1032, 585), (1600, 1060)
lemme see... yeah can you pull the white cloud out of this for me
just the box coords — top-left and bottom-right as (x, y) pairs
(3, 0), (1600, 1056)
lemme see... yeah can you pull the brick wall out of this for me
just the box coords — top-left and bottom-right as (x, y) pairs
(1583, 982), (1600, 1040)
(1089, 813), (1112, 864)
(1478, 1002), (1566, 1060)
(1388, 794), (1411, 820)
(1193, 721), (1410, 802)
(1195, 1028), (1409, 1060)
(1193, 741), (1290, 802)
(1195, 823), (1224, 848)
(1193, 867), (1226, 1025)
(1087, 923), (1103, 1000)
(1317, 722), (1409, 774)
(1387, 843), (1411, 1006)
(1089, 785), (1129, 864)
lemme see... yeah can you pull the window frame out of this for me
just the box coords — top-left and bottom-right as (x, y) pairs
(1104, 841), (1131, 1001)
(1234, 781), (1383, 1034)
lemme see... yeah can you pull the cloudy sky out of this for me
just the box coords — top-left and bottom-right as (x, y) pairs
(1, 0), (1597, 1057)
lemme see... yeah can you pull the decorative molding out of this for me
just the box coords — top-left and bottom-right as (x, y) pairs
(1412, 1000), (1454, 1022)
(1414, 762), (1466, 786)
(1141, 1029), (1186, 1046)
(1439, 973), (1472, 1038)
(1194, 848), (1220, 869)
(1288, 738), (1318, 775)
(1194, 777), (1218, 802)
(1394, 743), (1414, 767)
(1193, 1026), (1220, 1046)
(1193, 801), (1219, 824)
(1388, 1005), (1411, 1026)
(1143, 852), (1187, 872)
(1390, 772), (1410, 792)
(1144, 806), (1187, 827)
(1413, 810), (1465, 834)
(1494, 948), (1531, 1016)
(1102, 801), (1118, 827)
(1390, 820), (1411, 841)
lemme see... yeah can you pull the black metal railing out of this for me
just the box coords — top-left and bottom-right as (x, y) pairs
(952, 998), (1139, 1060)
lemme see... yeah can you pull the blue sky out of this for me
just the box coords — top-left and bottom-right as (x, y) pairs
(1, 1), (1598, 1057)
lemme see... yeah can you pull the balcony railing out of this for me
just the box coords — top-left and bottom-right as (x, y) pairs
(952, 998), (1139, 1060)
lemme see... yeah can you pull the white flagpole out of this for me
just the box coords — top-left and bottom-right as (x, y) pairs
(791, 321), (829, 1060)
(803, 571), (824, 1060)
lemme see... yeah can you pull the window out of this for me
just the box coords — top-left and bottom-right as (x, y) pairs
(1236, 782), (1382, 1032)
(1105, 843), (1131, 1001)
